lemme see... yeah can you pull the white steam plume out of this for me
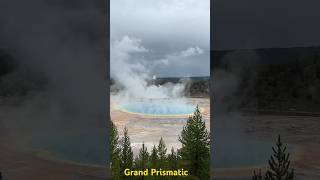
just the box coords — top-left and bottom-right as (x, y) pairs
(110, 36), (186, 99)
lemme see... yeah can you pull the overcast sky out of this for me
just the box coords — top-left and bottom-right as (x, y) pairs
(213, 0), (320, 50)
(111, 0), (210, 77)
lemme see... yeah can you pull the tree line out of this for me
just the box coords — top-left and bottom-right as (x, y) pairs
(239, 58), (320, 110)
(109, 106), (210, 180)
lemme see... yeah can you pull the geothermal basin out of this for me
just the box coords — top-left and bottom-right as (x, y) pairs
(113, 97), (276, 170)
(111, 97), (210, 155)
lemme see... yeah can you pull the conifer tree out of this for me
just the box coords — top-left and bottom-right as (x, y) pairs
(179, 105), (210, 180)
(166, 148), (180, 180)
(157, 137), (168, 168)
(265, 135), (294, 180)
(150, 145), (159, 169)
(120, 127), (134, 178)
(135, 143), (150, 170)
(109, 121), (121, 179)
(167, 147), (179, 169)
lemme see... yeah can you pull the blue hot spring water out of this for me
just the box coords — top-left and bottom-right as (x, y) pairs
(119, 100), (195, 115)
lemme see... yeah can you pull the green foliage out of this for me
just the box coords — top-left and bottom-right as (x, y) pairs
(179, 105), (210, 180)
(150, 145), (159, 169)
(109, 121), (121, 180)
(120, 127), (134, 178)
(109, 106), (210, 179)
(135, 143), (150, 170)
(252, 135), (294, 180)
(265, 135), (294, 180)
(157, 137), (168, 168)
(167, 147), (179, 169)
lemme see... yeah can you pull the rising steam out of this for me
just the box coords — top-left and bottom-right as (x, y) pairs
(110, 36), (196, 100)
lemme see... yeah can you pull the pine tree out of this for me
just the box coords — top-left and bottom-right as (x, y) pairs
(150, 145), (159, 169)
(179, 105), (210, 180)
(265, 135), (294, 180)
(109, 121), (121, 179)
(166, 148), (180, 180)
(157, 137), (168, 169)
(167, 147), (179, 169)
(120, 127), (134, 178)
(135, 142), (150, 170)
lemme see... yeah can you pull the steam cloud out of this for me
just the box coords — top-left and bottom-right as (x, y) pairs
(111, 36), (203, 100)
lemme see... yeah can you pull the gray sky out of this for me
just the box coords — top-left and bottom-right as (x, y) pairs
(213, 0), (320, 50)
(111, 0), (210, 77)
